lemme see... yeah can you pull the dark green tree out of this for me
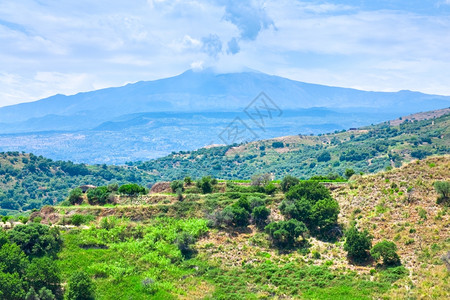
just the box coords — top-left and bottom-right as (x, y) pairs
(371, 240), (401, 266)
(345, 168), (355, 179)
(66, 271), (95, 300)
(68, 188), (83, 205)
(118, 183), (147, 196)
(87, 186), (110, 205)
(252, 206), (270, 227)
(344, 226), (373, 262)
(170, 180), (185, 193)
(280, 175), (300, 193)
(265, 219), (308, 248)
(7, 223), (62, 258)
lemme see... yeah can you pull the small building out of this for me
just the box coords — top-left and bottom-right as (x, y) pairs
(79, 185), (97, 193)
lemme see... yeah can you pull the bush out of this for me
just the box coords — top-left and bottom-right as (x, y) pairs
(175, 232), (196, 259)
(344, 226), (373, 262)
(66, 271), (95, 300)
(251, 174), (271, 186)
(280, 175), (300, 193)
(68, 188), (83, 205)
(7, 223), (62, 258)
(265, 219), (308, 248)
(272, 141), (284, 148)
(264, 183), (277, 195)
(434, 181), (450, 205)
(371, 240), (401, 266)
(285, 181), (331, 202)
(170, 180), (185, 193)
(71, 214), (85, 226)
(118, 183), (147, 196)
(317, 151), (331, 162)
(87, 186), (110, 205)
(310, 198), (340, 232)
(197, 176), (213, 194)
(345, 168), (355, 179)
(252, 206), (270, 227)
(184, 177), (192, 185)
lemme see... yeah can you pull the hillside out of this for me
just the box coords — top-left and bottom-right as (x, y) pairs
(1, 109), (449, 215)
(1, 69), (449, 163)
(5, 155), (447, 299)
(138, 109), (450, 180)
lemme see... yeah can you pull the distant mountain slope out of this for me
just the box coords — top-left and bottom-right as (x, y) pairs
(0, 68), (449, 130)
(137, 109), (450, 180)
(1, 69), (449, 163)
(1, 109), (449, 214)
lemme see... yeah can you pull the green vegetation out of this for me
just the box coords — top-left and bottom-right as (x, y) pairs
(434, 181), (450, 205)
(371, 240), (401, 266)
(1, 113), (450, 214)
(344, 226), (373, 262)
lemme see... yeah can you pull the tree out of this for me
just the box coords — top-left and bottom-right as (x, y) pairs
(310, 198), (340, 232)
(7, 223), (62, 258)
(87, 186), (110, 205)
(280, 175), (300, 193)
(66, 271), (95, 300)
(345, 168), (355, 179)
(183, 177), (192, 185)
(317, 151), (331, 162)
(279, 198), (312, 224)
(68, 188), (83, 205)
(265, 219), (308, 248)
(264, 183), (277, 195)
(0, 242), (29, 275)
(434, 181), (450, 205)
(118, 183), (147, 196)
(170, 180), (185, 193)
(252, 206), (270, 227)
(344, 226), (372, 262)
(251, 174), (271, 187)
(26, 257), (61, 296)
(175, 232), (195, 259)
(371, 240), (401, 266)
(197, 176), (213, 194)
(285, 181), (331, 202)
(0, 272), (27, 300)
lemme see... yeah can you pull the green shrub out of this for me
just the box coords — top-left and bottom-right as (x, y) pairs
(118, 183), (147, 196)
(344, 226), (372, 262)
(371, 240), (401, 266)
(197, 176), (213, 194)
(87, 186), (110, 205)
(66, 271), (95, 300)
(68, 188), (83, 205)
(265, 219), (308, 248)
(345, 168), (355, 179)
(434, 181), (450, 205)
(170, 180), (185, 193)
(71, 214), (85, 226)
(280, 175), (300, 193)
(252, 206), (270, 227)
(264, 183), (277, 195)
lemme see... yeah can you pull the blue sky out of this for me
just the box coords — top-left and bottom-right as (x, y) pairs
(1, 0), (450, 107)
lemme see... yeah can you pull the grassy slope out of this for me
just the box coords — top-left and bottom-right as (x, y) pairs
(31, 156), (449, 299)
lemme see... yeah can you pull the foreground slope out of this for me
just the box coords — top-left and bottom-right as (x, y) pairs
(21, 156), (449, 299)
